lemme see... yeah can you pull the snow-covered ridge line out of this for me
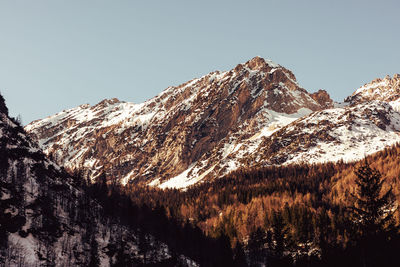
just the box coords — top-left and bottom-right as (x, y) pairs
(346, 74), (400, 105)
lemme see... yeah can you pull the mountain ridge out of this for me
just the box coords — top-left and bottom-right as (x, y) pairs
(345, 73), (400, 109)
(25, 57), (400, 189)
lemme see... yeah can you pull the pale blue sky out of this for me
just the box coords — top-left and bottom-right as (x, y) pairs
(1, 0), (399, 124)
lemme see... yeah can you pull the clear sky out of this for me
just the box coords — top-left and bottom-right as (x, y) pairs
(1, 0), (399, 124)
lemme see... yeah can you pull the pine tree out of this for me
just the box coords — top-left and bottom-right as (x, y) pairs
(137, 229), (151, 265)
(349, 161), (398, 267)
(88, 236), (100, 267)
(247, 227), (266, 266)
(271, 211), (288, 258)
(0, 94), (8, 115)
(351, 162), (397, 238)
(233, 242), (248, 267)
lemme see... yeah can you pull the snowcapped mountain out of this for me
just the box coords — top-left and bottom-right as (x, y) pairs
(0, 95), (193, 266)
(25, 57), (400, 189)
(25, 57), (332, 188)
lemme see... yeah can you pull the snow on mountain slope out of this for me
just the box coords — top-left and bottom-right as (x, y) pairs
(152, 107), (314, 189)
(26, 57), (332, 188)
(248, 101), (400, 166)
(346, 74), (400, 110)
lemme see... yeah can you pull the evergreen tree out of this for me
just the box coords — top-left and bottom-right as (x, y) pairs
(271, 211), (288, 258)
(268, 211), (293, 267)
(348, 161), (398, 267)
(233, 242), (248, 267)
(138, 229), (151, 265)
(88, 236), (100, 267)
(213, 233), (234, 266)
(247, 227), (266, 266)
(0, 94), (8, 115)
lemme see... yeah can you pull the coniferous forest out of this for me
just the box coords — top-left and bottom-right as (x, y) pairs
(78, 143), (400, 267)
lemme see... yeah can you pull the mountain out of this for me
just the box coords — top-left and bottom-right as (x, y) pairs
(0, 95), (196, 266)
(25, 57), (333, 188)
(25, 58), (400, 189)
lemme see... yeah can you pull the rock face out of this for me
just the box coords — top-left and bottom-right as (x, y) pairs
(25, 58), (400, 189)
(26, 57), (331, 188)
(311, 89), (334, 109)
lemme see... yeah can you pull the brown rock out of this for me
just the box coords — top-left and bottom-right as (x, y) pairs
(311, 89), (334, 109)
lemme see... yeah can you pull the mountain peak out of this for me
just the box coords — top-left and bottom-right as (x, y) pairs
(346, 74), (400, 106)
(244, 56), (280, 71)
(311, 89), (334, 109)
(232, 57), (280, 74)
(95, 98), (121, 107)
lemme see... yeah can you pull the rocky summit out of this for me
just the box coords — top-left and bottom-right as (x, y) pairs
(345, 74), (400, 109)
(25, 57), (400, 189)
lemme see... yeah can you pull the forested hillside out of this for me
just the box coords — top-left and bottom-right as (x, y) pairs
(103, 144), (400, 266)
